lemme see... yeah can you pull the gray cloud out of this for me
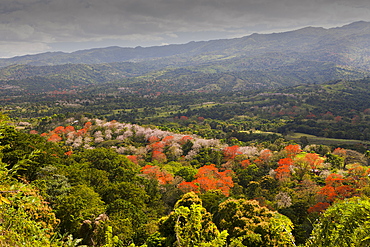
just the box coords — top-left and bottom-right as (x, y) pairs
(1, 0), (370, 57)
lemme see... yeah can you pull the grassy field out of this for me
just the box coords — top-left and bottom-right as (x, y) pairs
(286, 132), (370, 146)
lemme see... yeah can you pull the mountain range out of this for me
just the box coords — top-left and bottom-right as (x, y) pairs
(1, 21), (370, 92)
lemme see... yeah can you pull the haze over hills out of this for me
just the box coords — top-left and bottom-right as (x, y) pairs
(1, 21), (370, 67)
(1, 21), (370, 93)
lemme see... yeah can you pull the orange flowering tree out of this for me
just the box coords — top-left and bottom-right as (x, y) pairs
(178, 164), (233, 196)
(259, 149), (273, 163)
(223, 145), (241, 160)
(47, 134), (62, 142)
(304, 153), (324, 170)
(141, 165), (174, 185)
(152, 150), (167, 163)
(127, 155), (139, 165)
(275, 157), (294, 181)
(308, 173), (356, 213)
(285, 144), (302, 158)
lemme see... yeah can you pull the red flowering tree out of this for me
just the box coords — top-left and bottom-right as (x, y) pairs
(54, 126), (65, 134)
(151, 141), (164, 150)
(223, 145), (241, 160)
(346, 164), (370, 188)
(162, 135), (174, 144)
(152, 150), (167, 163)
(178, 164), (234, 196)
(127, 155), (139, 165)
(180, 135), (193, 145)
(240, 159), (251, 168)
(148, 136), (160, 143)
(76, 128), (87, 136)
(47, 134), (62, 142)
(309, 173), (356, 213)
(274, 158), (294, 181)
(307, 202), (330, 213)
(177, 181), (200, 194)
(141, 165), (174, 185)
(65, 125), (76, 133)
(333, 147), (346, 156)
(84, 121), (92, 129)
(304, 153), (324, 170)
(285, 144), (302, 158)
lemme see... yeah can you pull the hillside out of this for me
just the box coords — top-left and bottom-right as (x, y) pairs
(1, 112), (370, 246)
(2, 75), (370, 151)
(1, 21), (370, 69)
(0, 21), (370, 93)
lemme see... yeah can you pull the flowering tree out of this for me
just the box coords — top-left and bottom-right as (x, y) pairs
(273, 157), (293, 181)
(304, 153), (324, 170)
(308, 173), (355, 213)
(152, 150), (167, 163)
(223, 145), (241, 160)
(285, 144), (302, 157)
(47, 134), (62, 142)
(178, 164), (233, 196)
(141, 165), (174, 185)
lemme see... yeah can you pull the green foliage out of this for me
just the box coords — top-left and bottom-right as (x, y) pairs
(325, 153), (345, 169)
(200, 190), (227, 214)
(307, 197), (370, 247)
(101, 226), (122, 247)
(214, 198), (296, 246)
(157, 192), (227, 247)
(106, 199), (149, 245)
(0, 161), (61, 246)
(175, 166), (198, 182)
(1, 129), (63, 180)
(2, 99), (370, 247)
(54, 184), (106, 236)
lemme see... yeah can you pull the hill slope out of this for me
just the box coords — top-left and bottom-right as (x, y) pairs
(1, 21), (370, 70)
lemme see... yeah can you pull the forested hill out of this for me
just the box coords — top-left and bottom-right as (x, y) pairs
(1, 21), (370, 72)
(1, 22), (370, 93)
(2, 112), (370, 246)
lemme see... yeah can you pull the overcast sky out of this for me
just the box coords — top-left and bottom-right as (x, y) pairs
(1, 0), (370, 58)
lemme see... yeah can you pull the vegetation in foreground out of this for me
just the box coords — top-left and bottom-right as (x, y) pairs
(1, 112), (370, 246)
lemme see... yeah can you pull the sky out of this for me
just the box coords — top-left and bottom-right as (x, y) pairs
(1, 0), (370, 58)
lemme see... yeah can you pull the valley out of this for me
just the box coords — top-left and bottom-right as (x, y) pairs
(1, 22), (370, 246)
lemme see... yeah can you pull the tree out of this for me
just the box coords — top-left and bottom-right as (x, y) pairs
(141, 165), (174, 185)
(285, 144), (302, 158)
(223, 145), (242, 160)
(54, 184), (106, 236)
(155, 192), (228, 247)
(325, 153), (344, 169)
(307, 197), (370, 247)
(0, 159), (61, 246)
(178, 164), (234, 196)
(214, 198), (295, 246)
(304, 153), (323, 170)
(308, 173), (356, 213)
(275, 158), (293, 181)
(0, 125), (64, 181)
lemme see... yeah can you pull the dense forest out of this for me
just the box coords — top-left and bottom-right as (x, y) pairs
(1, 110), (370, 246)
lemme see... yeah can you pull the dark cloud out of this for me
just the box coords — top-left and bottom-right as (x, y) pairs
(1, 0), (370, 57)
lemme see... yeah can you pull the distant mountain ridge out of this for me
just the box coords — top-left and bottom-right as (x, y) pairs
(1, 21), (370, 93)
(1, 21), (370, 68)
